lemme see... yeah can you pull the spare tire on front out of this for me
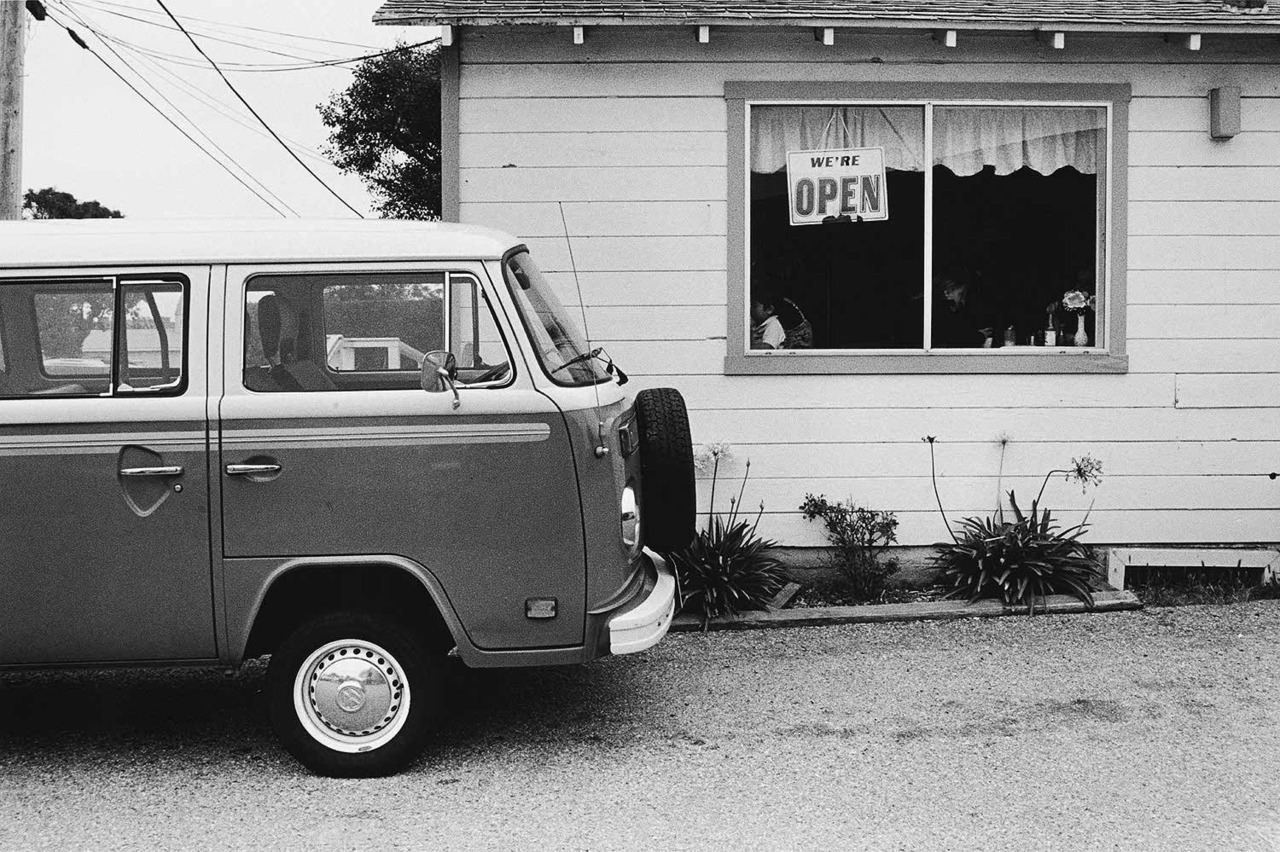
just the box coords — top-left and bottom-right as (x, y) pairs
(634, 387), (696, 552)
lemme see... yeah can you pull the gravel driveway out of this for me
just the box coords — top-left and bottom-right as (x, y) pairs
(2, 601), (1278, 852)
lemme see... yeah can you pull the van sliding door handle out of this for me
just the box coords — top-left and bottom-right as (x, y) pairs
(120, 465), (184, 477)
(225, 463), (282, 476)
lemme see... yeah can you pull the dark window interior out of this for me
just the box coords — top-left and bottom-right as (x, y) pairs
(750, 165), (1098, 350)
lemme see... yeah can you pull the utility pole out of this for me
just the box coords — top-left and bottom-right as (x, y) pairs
(1, 0), (27, 219)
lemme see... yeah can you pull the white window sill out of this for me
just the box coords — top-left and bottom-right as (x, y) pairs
(725, 349), (1128, 375)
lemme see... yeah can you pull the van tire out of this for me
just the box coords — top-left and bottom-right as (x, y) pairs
(634, 387), (696, 552)
(267, 611), (440, 778)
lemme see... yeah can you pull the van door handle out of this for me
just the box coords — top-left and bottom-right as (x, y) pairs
(225, 463), (282, 476)
(120, 465), (184, 477)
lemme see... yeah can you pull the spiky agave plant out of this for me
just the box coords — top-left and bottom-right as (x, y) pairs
(926, 438), (1105, 614)
(933, 490), (1101, 614)
(666, 514), (785, 627)
(665, 455), (786, 627)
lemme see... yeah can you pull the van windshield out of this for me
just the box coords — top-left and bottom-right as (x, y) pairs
(503, 250), (610, 387)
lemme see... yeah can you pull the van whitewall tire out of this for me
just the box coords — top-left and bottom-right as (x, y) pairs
(267, 611), (439, 778)
(634, 387), (696, 552)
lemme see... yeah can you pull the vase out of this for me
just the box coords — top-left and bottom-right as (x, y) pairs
(1073, 313), (1090, 347)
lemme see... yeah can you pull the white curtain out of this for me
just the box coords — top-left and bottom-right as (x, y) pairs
(933, 107), (1103, 176)
(751, 105), (1103, 176)
(751, 106), (925, 173)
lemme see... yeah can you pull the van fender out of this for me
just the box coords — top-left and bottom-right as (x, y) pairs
(225, 554), (473, 666)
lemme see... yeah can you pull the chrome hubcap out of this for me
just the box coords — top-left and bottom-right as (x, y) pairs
(336, 683), (366, 713)
(293, 639), (411, 753)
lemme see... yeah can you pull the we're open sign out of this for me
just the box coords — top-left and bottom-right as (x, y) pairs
(785, 147), (888, 226)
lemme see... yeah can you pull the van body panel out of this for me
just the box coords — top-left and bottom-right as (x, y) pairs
(4, 220), (518, 270)
(220, 554), (469, 665)
(217, 263), (587, 650)
(0, 223), (677, 677)
(0, 265), (217, 665)
(555, 397), (648, 614)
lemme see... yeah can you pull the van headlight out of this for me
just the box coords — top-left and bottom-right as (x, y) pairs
(621, 483), (640, 551)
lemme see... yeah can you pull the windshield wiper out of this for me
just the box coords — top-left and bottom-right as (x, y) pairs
(550, 347), (602, 375)
(549, 347), (628, 385)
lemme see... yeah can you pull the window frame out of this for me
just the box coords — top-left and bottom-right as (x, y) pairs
(242, 269), (517, 394)
(317, 272), (448, 378)
(119, 278), (188, 395)
(725, 81), (1130, 374)
(6, 274), (190, 398)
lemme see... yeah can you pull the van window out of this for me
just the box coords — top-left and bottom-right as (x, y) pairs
(244, 271), (512, 392)
(1, 278), (187, 399)
(503, 251), (608, 387)
(448, 274), (512, 385)
(323, 277), (445, 374)
(34, 283), (114, 384)
(121, 282), (185, 393)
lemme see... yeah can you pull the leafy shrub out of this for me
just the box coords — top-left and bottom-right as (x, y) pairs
(926, 437), (1104, 613)
(799, 494), (899, 600)
(1251, 574), (1280, 601)
(664, 445), (786, 626)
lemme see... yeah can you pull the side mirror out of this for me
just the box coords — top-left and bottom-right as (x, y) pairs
(421, 350), (460, 409)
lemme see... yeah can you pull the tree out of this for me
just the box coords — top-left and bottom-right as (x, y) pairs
(318, 42), (442, 220)
(23, 187), (124, 219)
(23, 188), (122, 356)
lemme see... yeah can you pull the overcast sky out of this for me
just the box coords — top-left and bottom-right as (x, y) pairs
(22, 0), (432, 219)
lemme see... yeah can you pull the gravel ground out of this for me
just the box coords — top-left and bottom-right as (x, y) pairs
(2, 601), (1279, 851)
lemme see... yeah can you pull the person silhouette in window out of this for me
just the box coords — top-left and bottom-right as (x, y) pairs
(932, 276), (992, 349)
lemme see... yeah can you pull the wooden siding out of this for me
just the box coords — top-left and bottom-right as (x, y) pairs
(456, 26), (1280, 547)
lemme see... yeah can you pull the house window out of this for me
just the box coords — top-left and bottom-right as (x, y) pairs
(727, 83), (1129, 374)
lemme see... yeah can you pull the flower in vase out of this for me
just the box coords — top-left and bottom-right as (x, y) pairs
(1062, 290), (1092, 313)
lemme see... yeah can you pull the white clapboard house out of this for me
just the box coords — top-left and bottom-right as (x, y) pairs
(374, 0), (1280, 581)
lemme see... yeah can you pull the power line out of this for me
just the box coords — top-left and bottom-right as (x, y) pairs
(59, 17), (438, 74)
(155, 0), (364, 217)
(50, 2), (300, 215)
(76, 0), (383, 50)
(53, 1), (332, 164)
(64, 0), (349, 64)
(58, 0), (439, 74)
(75, 0), (354, 58)
(124, 44), (333, 168)
(43, 7), (292, 217)
(229, 38), (441, 74)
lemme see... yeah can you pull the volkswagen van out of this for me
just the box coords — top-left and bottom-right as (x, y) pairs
(0, 219), (695, 777)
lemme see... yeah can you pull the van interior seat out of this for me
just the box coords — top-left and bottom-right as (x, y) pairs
(254, 293), (336, 392)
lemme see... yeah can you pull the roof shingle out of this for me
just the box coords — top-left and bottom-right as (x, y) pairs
(374, 1), (1280, 30)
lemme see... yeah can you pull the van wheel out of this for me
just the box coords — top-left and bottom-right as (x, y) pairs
(267, 611), (439, 777)
(634, 387), (696, 551)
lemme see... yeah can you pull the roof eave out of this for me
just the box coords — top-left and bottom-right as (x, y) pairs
(372, 14), (1280, 35)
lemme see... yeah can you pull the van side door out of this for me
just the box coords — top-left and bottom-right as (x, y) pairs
(217, 264), (586, 650)
(0, 270), (216, 664)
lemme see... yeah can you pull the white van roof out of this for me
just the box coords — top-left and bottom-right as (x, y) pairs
(1, 219), (523, 269)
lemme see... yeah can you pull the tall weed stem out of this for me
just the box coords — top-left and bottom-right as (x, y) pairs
(707, 455), (719, 527)
(994, 438), (1008, 522)
(1035, 469), (1071, 505)
(729, 460), (751, 527)
(925, 437), (959, 544)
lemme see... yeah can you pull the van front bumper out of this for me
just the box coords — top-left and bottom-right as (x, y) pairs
(607, 551), (677, 655)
